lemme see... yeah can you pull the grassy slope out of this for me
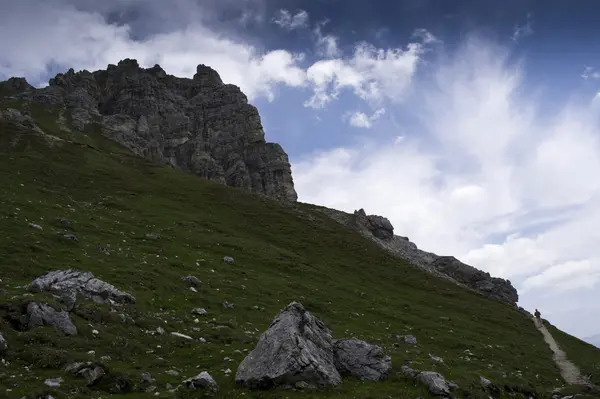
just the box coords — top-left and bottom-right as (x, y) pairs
(545, 321), (600, 387)
(0, 102), (598, 398)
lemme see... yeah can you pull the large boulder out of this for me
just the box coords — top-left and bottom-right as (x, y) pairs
(235, 302), (341, 389)
(27, 269), (135, 305)
(333, 339), (391, 381)
(417, 371), (451, 396)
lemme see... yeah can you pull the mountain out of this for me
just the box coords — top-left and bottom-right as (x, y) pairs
(1, 59), (297, 202)
(0, 62), (599, 398)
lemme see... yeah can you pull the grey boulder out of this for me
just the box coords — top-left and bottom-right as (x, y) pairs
(28, 269), (135, 305)
(184, 371), (219, 393)
(235, 301), (341, 389)
(333, 338), (391, 381)
(417, 371), (450, 396)
(27, 302), (77, 336)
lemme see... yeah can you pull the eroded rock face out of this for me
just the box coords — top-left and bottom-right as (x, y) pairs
(333, 339), (391, 381)
(1, 60), (297, 201)
(431, 256), (518, 305)
(235, 301), (341, 389)
(27, 269), (135, 305)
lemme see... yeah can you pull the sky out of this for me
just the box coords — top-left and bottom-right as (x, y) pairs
(1, 0), (600, 341)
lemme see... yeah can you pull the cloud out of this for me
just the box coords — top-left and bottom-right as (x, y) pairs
(512, 13), (534, 42)
(293, 35), (600, 336)
(304, 38), (431, 108)
(272, 9), (309, 31)
(347, 108), (386, 128)
(582, 66), (600, 80)
(0, 0), (306, 101)
(313, 20), (341, 58)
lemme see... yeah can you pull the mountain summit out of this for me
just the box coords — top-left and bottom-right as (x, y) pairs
(3, 58), (297, 202)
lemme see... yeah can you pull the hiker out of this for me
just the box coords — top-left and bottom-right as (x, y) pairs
(534, 309), (541, 326)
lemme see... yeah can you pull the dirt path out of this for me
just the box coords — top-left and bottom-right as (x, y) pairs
(533, 317), (587, 385)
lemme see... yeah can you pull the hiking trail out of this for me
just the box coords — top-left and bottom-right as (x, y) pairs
(533, 317), (587, 385)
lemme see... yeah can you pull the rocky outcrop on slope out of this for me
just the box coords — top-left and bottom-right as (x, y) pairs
(235, 301), (391, 390)
(0, 59), (297, 201)
(317, 207), (518, 305)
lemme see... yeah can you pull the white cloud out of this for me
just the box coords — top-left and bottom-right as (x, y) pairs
(521, 259), (600, 293)
(272, 9), (309, 31)
(293, 35), (600, 336)
(0, 0), (306, 101)
(582, 66), (600, 80)
(412, 28), (439, 44)
(347, 108), (385, 128)
(512, 13), (534, 42)
(304, 40), (428, 108)
(314, 20), (341, 58)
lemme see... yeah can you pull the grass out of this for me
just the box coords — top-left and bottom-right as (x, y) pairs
(0, 102), (599, 398)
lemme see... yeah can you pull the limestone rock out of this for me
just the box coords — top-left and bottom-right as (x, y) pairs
(316, 207), (519, 306)
(3, 60), (297, 201)
(417, 371), (450, 396)
(431, 256), (518, 304)
(333, 338), (391, 381)
(27, 269), (135, 305)
(235, 301), (341, 389)
(184, 371), (219, 393)
(27, 302), (77, 336)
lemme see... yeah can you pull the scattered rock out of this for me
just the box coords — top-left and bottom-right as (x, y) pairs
(28, 269), (135, 304)
(333, 338), (391, 381)
(0, 332), (6, 354)
(222, 301), (235, 309)
(145, 233), (160, 240)
(192, 308), (208, 316)
(184, 371), (219, 394)
(235, 301), (342, 389)
(79, 366), (106, 385)
(27, 302), (77, 335)
(223, 256), (234, 264)
(403, 335), (417, 345)
(156, 327), (165, 335)
(400, 365), (419, 378)
(428, 353), (445, 364)
(170, 332), (193, 340)
(44, 377), (63, 388)
(183, 276), (201, 286)
(56, 217), (73, 228)
(141, 372), (153, 383)
(417, 371), (450, 396)
(165, 370), (180, 376)
(58, 232), (79, 242)
(29, 223), (43, 230)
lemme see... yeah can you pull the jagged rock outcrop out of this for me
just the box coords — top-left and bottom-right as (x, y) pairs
(333, 339), (391, 381)
(315, 207), (518, 305)
(235, 301), (342, 389)
(28, 269), (136, 305)
(27, 302), (78, 336)
(0, 59), (297, 201)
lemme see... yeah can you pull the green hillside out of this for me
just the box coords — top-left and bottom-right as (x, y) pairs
(0, 100), (599, 398)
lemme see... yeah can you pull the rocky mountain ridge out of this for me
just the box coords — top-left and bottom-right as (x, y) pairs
(0, 60), (518, 306)
(0, 59), (297, 202)
(316, 207), (519, 306)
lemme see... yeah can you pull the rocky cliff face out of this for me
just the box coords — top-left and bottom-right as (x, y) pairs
(1, 59), (297, 201)
(318, 207), (519, 306)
